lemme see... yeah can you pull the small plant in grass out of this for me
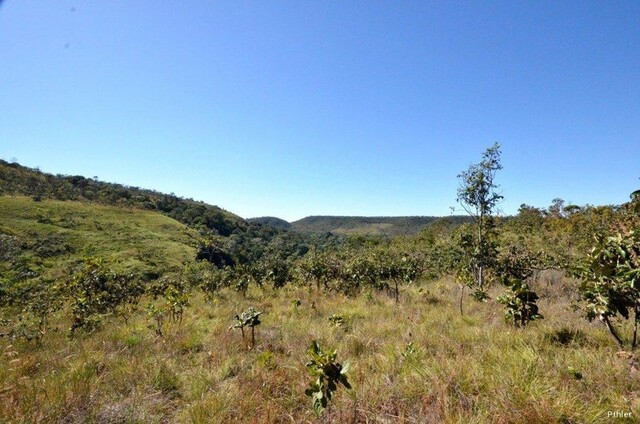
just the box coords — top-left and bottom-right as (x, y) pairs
(291, 298), (301, 311)
(401, 341), (417, 359)
(305, 340), (352, 417)
(146, 277), (189, 331)
(230, 307), (262, 349)
(497, 279), (543, 327)
(495, 245), (544, 327)
(164, 283), (189, 323)
(328, 314), (345, 327)
(146, 303), (166, 336)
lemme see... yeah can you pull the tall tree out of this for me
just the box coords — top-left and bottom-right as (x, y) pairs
(456, 143), (503, 292)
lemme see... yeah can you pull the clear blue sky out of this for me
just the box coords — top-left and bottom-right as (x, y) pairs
(1, 1), (638, 221)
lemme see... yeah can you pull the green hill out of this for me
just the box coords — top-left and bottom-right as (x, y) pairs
(0, 159), (246, 237)
(0, 160), (327, 269)
(291, 215), (472, 236)
(247, 216), (292, 230)
(0, 196), (198, 281)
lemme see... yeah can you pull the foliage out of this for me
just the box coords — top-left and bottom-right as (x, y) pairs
(292, 215), (471, 237)
(65, 259), (142, 333)
(195, 238), (235, 268)
(578, 231), (640, 349)
(377, 252), (422, 303)
(230, 307), (262, 349)
(328, 314), (346, 327)
(497, 280), (543, 327)
(304, 340), (352, 416)
(145, 278), (189, 333)
(297, 250), (339, 291)
(456, 143), (503, 293)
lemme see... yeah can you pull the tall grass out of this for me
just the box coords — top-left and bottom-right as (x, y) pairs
(1, 276), (638, 423)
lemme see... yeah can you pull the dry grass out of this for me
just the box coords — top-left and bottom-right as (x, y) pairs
(1, 277), (639, 423)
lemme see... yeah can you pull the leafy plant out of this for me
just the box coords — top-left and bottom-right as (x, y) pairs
(65, 259), (141, 333)
(230, 307), (262, 349)
(578, 231), (640, 349)
(304, 340), (352, 416)
(145, 277), (190, 334)
(164, 283), (189, 323)
(495, 245), (544, 327)
(146, 302), (166, 336)
(497, 279), (543, 327)
(291, 298), (301, 312)
(378, 252), (422, 303)
(456, 143), (503, 304)
(401, 341), (417, 359)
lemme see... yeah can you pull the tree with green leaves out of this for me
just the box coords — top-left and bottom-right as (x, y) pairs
(456, 143), (503, 300)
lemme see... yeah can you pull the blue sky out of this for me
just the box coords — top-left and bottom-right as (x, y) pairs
(1, 1), (638, 221)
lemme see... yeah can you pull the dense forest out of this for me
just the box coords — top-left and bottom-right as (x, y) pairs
(0, 152), (639, 423)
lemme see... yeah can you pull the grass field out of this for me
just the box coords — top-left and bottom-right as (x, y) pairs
(1, 275), (637, 423)
(0, 196), (198, 278)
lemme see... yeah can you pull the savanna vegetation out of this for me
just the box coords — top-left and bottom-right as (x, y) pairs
(0, 150), (639, 423)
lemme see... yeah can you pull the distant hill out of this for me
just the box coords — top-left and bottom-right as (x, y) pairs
(291, 215), (472, 236)
(0, 160), (333, 268)
(0, 159), (246, 237)
(247, 216), (292, 230)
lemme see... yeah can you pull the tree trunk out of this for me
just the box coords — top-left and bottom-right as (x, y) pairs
(459, 284), (465, 315)
(633, 305), (639, 351)
(394, 279), (399, 304)
(604, 315), (625, 349)
(477, 211), (484, 290)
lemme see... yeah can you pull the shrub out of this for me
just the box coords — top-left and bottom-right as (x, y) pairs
(305, 340), (352, 416)
(578, 231), (640, 349)
(230, 307), (262, 349)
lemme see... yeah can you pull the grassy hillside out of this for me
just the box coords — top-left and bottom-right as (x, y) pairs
(0, 196), (198, 280)
(292, 216), (472, 236)
(0, 160), (246, 237)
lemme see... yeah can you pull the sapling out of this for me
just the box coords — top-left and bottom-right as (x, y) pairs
(497, 280), (543, 327)
(146, 303), (165, 336)
(305, 340), (352, 417)
(230, 307), (262, 349)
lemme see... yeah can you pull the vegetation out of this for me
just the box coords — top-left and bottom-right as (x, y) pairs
(230, 307), (262, 350)
(578, 231), (640, 349)
(456, 143), (502, 300)
(0, 158), (639, 422)
(291, 215), (472, 236)
(304, 340), (352, 416)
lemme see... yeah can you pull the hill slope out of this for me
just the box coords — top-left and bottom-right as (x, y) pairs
(291, 215), (472, 236)
(247, 216), (292, 230)
(0, 196), (198, 281)
(0, 160), (246, 237)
